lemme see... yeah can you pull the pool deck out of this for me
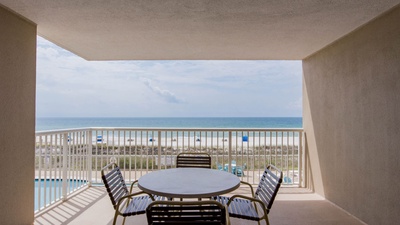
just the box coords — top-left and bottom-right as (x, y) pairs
(34, 186), (365, 225)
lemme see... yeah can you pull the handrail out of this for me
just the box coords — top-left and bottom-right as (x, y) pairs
(36, 127), (303, 133)
(34, 127), (304, 214)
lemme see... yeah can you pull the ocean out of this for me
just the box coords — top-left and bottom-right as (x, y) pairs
(35, 117), (302, 131)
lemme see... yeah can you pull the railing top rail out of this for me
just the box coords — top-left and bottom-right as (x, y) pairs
(35, 127), (92, 135)
(36, 127), (303, 134)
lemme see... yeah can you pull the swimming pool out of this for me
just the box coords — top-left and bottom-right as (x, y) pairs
(35, 179), (87, 211)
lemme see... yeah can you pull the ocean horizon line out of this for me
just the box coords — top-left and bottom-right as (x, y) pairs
(36, 117), (303, 131)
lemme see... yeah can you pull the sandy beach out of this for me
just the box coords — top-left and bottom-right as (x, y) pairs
(93, 135), (300, 147)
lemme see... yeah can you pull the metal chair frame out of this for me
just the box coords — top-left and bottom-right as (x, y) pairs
(101, 163), (156, 225)
(176, 152), (212, 169)
(146, 200), (230, 225)
(214, 164), (283, 225)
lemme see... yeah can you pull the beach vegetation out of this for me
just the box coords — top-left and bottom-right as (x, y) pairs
(91, 156), (154, 170)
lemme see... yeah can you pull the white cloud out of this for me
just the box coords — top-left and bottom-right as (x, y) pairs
(141, 78), (185, 104)
(36, 36), (302, 117)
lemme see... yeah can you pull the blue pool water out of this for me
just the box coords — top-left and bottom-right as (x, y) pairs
(35, 179), (86, 211)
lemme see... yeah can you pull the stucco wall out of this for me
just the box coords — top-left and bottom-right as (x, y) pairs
(303, 5), (400, 225)
(0, 5), (36, 225)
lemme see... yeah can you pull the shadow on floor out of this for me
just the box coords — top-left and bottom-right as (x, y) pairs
(34, 186), (365, 225)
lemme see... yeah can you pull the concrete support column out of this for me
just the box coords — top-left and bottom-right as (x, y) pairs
(0, 5), (36, 225)
(302, 5), (400, 225)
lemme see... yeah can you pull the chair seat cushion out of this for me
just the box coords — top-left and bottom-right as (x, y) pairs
(213, 196), (260, 221)
(122, 195), (165, 217)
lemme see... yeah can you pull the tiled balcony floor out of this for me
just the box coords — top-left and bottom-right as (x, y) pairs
(34, 186), (365, 225)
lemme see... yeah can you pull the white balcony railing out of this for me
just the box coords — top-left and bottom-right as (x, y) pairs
(35, 127), (304, 213)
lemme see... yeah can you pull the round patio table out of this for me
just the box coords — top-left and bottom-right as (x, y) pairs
(138, 168), (240, 198)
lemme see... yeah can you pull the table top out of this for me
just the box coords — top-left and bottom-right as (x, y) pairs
(138, 168), (240, 198)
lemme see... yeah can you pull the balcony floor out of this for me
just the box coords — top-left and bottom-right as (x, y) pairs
(34, 186), (364, 225)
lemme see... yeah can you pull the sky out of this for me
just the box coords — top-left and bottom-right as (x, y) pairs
(36, 36), (302, 118)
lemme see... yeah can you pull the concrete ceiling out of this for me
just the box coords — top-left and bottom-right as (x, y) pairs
(1, 0), (399, 60)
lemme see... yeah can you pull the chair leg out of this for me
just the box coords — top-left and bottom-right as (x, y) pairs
(112, 211), (119, 225)
(264, 216), (270, 225)
(122, 216), (127, 225)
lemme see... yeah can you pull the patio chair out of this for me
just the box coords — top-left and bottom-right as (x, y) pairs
(233, 162), (246, 177)
(213, 164), (283, 225)
(146, 200), (230, 225)
(217, 162), (223, 171)
(175, 152), (212, 201)
(101, 163), (164, 225)
(176, 152), (212, 169)
(223, 160), (246, 177)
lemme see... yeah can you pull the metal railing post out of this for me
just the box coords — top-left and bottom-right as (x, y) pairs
(157, 131), (162, 170)
(300, 131), (305, 188)
(62, 133), (68, 201)
(87, 130), (93, 186)
(228, 131), (232, 173)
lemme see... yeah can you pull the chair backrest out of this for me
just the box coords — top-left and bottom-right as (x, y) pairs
(176, 152), (212, 169)
(101, 163), (129, 209)
(254, 164), (283, 214)
(146, 200), (228, 225)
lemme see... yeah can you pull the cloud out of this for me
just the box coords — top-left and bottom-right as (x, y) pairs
(142, 78), (185, 104)
(36, 36), (302, 117)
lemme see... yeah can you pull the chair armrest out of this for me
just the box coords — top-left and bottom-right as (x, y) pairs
(118, 191), (153, 204)
(239, 181), (255, 197)
(129, 180), (139, 193)
(116, 191), (154, 213)
(227, 194), (268, 218)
